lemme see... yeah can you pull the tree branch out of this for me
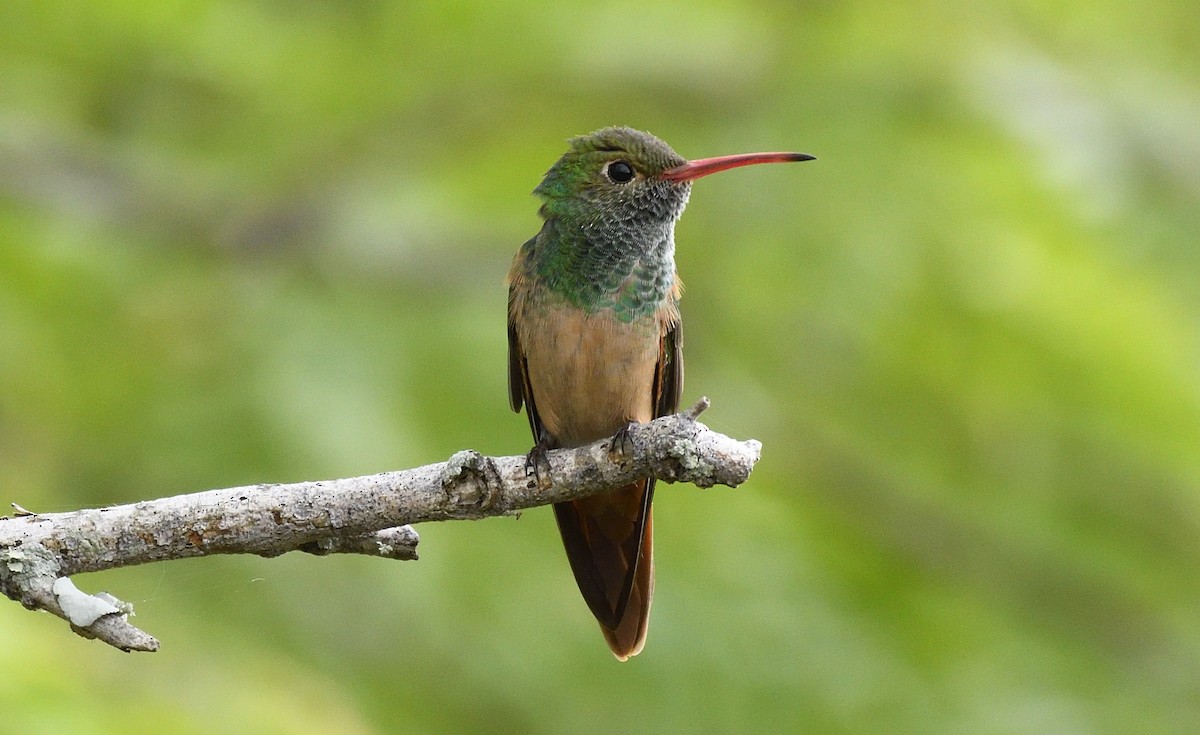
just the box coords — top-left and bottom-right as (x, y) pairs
(0, 398), (760, 652)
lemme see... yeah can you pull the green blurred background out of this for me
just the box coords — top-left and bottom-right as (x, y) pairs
(2, 1), (1199, 733)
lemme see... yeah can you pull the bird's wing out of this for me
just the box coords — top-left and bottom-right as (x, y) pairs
(508, 266), (547, 445)
(655, 313), (683, 419)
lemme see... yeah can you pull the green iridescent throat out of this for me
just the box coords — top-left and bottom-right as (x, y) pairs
(524, 220), (676, 323)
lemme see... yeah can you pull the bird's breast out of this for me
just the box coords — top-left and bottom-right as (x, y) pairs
(518, 303), (664, 448)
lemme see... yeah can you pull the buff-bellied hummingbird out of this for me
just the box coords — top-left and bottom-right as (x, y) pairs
(507, 127), (813, 659)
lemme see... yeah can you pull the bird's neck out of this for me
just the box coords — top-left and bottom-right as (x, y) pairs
(524, 216), (677, 323)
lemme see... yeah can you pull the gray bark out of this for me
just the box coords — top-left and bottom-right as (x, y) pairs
(0, 399), (759, 652)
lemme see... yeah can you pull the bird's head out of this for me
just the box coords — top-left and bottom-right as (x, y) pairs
(534, 126), (814, 231)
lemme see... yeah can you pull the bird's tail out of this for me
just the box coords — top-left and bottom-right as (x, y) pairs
(553, 479), (654, 660)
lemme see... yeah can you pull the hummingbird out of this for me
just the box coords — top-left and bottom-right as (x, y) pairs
(507, 127), (813, 660)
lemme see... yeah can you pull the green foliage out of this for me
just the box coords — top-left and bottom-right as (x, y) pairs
(2, 1), (1199, 733)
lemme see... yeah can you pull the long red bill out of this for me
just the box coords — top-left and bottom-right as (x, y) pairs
(660, 151), (815, 182)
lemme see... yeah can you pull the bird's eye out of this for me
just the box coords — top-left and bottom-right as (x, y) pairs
(605, 160), (635, 183)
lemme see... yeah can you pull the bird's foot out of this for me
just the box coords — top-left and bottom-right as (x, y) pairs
(608, 421), (639, 456)
(524, 442), (553, 490)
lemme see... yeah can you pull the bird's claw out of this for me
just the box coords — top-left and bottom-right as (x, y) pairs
(609, 421), (639, 456)
(524, 443), (552, 489)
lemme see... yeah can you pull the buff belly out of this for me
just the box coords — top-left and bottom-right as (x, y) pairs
(518, 304), (661, 448)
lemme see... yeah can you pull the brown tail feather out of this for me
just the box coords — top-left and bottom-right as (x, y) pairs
(601, 510), (653, 660)
(553, 480), (655, 660)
